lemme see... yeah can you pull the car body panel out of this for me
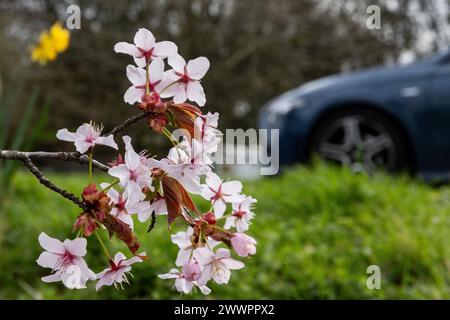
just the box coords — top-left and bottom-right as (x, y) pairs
(258, 50), (450, 181)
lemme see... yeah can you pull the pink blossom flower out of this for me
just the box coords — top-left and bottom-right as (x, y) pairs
(124, 60), (165, 105)
(114, 28), (177, 68)
(56, 123), (118, 154)
(231, 233), (257, 257)
(160, 54), (210, 106)
(36, 232), (95, 289)
(96, 252), (145, 291)
(108, 136), (153, 204)
(224, 196), (257, 232)
(100, 183), (151, 230)
(158, 268), (211, 295)
(194, 248), (244, 285)
(201, 173), (243, 218)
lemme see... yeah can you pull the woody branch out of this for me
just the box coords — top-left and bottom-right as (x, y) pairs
(0, 111), (150, 208)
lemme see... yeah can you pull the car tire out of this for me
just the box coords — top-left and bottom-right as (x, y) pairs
(309, 108), (410, 173)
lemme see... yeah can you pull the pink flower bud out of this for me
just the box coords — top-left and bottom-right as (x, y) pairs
(231, 233), (257, 257)
(182, 259), (201, 281)
(203, 212), (216, 225)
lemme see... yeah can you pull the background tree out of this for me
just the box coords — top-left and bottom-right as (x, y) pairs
(0, 0), (449, 158)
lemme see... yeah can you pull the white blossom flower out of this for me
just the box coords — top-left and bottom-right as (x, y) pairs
(160, 54), (210, 106)
(114, 28), (177, 67)
(100, 183), (151, 230)
(171, 227), (219, 266)
(124, 60), (165, 105)
(56, 123), (117, 154)
(158, 267), (211, 295)
(224, 196), (257, 232)
(201, 172), (243, 218)
(108, 136), (153, 204)
(194, 247), (244, 285)
(36, 232), (95, 289)
(96, 252), (145, 291)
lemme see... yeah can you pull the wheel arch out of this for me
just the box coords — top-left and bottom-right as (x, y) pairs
(303, 100), (417, 171)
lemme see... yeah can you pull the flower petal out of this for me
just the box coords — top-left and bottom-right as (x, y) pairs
(125, 146), (141, 171)
(173, 84), (187, 104)
(63, 237), (87, 257)
(223, 216), (236, 230)
(193, 247), (214, 266)
(148, 59), (165, 83)
(186, 81), (206, 106)
(171, 230), (191, 248)
(153, 41), (178, 58)
(124, 86), (144, 105)
(96, 135), (118, 150)
(36, 251), (60, 269)
(41, 273), (62, 283)
(221, 258), (245, 270)
(198, 285), (211, 295)
(168, 54), (187, 74)
(114, 42), (140, 56)
(96, 273), (115, 291)
(126, 65), (146, 85)
(74, 140), (92, 154)
(213, 200), (226, 218)
(108, 164), (130, 186)
(133, 56), (147, 68)
(134, 28), (155, 51)
(56, 128), (77, 142)
(158, 272), (179, 280)
(38, 232), (65, 254)
(186, 57), (210, 80)
(175, 248), (192, 267)
(222, 180), (243, 195)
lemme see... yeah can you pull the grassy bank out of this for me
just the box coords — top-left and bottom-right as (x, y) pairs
(0, 164), (449, 299)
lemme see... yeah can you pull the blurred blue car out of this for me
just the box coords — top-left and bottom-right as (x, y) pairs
(259, 50), (450, 181)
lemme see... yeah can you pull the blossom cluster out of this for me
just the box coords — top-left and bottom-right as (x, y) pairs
(37, 28), (257, 294)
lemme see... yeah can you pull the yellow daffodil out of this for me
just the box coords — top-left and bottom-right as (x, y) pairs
(49, 22), (70, 53)
(31, 22), (70, 65)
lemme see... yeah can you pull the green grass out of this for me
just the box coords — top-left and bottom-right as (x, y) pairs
(1, 164), (450, 299)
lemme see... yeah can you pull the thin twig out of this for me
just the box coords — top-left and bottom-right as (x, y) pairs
(105, 111), (150, 136)
(20, 156), (87, 210)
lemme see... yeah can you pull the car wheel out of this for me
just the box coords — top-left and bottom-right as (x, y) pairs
(309, 109), (409, 173)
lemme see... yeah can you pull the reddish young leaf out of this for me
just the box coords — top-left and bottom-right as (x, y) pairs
(167, 103), (201, 138)
(161, 175), (199, 226)
(102, 213), (140, 255)
(161, 176), (183, 226)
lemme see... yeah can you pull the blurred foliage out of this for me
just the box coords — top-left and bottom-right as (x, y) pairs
(0, 71), (50, 194)
(0, 163), (449, 299)
(1, 0), (447, 157)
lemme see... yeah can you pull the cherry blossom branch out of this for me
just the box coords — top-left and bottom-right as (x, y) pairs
(0, 150), (110, 172)
(19, 156), (88, 210)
